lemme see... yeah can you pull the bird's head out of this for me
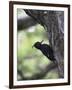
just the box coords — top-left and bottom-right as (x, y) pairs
(32, 40), (44, 49)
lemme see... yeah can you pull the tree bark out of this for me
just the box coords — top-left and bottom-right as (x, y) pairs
(24, 10), (64, 78)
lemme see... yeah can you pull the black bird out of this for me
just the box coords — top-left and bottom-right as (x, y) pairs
(32, 40), (56, 62)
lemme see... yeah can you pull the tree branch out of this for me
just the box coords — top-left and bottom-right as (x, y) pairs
(18, 17), (37, 30)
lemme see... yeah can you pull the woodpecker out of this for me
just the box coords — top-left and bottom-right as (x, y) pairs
(32, 40), (56, 62)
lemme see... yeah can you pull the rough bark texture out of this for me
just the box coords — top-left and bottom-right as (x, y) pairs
(24, 10), (64, 78)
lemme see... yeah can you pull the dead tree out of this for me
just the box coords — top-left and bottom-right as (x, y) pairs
(24, 10), (64, 78)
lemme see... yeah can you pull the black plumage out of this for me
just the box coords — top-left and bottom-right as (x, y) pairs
(32, 41), (56, 62)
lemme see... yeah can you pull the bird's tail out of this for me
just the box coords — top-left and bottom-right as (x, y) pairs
(53, 60), (58, 66)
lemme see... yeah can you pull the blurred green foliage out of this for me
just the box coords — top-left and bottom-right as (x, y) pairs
(17, 24), (58, 80)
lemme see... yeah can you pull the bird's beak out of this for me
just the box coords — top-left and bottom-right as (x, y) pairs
(40, 40), (44, 43)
